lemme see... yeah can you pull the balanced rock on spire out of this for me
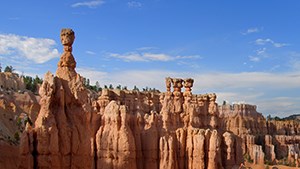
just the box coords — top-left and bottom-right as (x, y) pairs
(56, 28), (77, 80)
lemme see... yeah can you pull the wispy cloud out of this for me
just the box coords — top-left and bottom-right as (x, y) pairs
(256, 48), (267, 57)
(242, 27), (262, 35)
(86, 50), (96, 55)
(77, 68), (107, 83)
(8, 17), (20, 20)
(289, 58), (300, 71)
(136, 46), (157, 51)
(108, 51), (201, 62)
(249, 55), (260, 62)
(0, 33), (59, 64)
(255, 38), (289, 48)
(71, 0), (105, 8)
(248, 48), (269, 62)
(127, 1), (142, 8)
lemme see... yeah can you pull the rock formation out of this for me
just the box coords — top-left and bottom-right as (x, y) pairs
(19, 28), (96, 169)
(0, 72), (40, 169)
(15, 28), (300, 169)
(219, 103), (300, 166)
(0, 72), (25, 91)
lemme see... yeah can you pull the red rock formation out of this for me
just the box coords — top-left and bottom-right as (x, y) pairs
(219, 103), (300, 166)
(19, 29), (95, 169)
(96, 101), (137, 169)
(0, 72), (39, 169)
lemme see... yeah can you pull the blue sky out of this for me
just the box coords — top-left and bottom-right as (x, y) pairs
(1, 0), (300, 117)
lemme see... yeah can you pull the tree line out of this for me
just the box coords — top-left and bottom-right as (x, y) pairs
(83, 79), (160, 93)
(0, 64), (15, 73)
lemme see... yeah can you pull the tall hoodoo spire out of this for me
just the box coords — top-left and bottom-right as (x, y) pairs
(56, 28), (77, 79)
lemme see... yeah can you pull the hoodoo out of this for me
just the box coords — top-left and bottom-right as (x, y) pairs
(17, 29), (300, 169)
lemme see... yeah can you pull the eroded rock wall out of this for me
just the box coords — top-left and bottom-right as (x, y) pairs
(0, 72), (25, 91)
(219, 103), (300, 165)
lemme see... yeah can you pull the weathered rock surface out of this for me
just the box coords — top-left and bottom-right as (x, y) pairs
(0, 140), (20, 169)
(0, 72), (25, 91)
(219, 103), (300, 166)
(0, 72), (39, 169)
(19, 29), (96, 169)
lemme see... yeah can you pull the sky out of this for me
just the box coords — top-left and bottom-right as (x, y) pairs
(1, 0), (300, 117)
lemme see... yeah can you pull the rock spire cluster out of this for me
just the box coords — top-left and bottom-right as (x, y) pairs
(17, 29), (300, 169)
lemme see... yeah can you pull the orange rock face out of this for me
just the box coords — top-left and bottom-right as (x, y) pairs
(0, 72), (40, 169)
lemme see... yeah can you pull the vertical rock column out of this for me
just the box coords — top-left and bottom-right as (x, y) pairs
(208, 94), (219, 129)
(265, 135), (276, 163)
(19, 28), (94, 169)
(96, 101), (137, 169)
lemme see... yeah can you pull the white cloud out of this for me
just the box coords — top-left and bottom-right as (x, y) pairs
(270, 65), (280, 71)
(248, 48), (269, 63)
(77, 68), (107, 84)
(127, 1), (142, 8)
(143, 53), (173, 61)
(249, 56), (260, 62)
(273, 42), (288, 48)
(71, 0), (105, 8)
(255, 38), (272, 45)
(0, 34), (59, 64)
(289, 58), (300, 71)
(242, 27), (261, 35)
(256, 97), (300, 117)
(108, 51), (201, 62)
(86, 50), (96, 55)
(217, 92), (264, 105)
(175, 55), (202, 59)
(109, 52), (147, 62)
(255, 38), (288, 48)
(256, 48), (267, 56)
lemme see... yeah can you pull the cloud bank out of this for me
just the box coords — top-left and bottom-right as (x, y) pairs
(0, 34), (59, 64)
